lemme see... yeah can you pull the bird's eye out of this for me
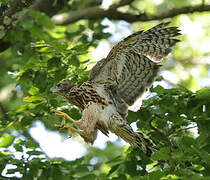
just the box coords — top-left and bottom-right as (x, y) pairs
(56, 83), (63, 89)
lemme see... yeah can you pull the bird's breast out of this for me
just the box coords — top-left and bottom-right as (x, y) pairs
(68, 81), (113, 111)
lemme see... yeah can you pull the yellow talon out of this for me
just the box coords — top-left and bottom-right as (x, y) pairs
(51, 109), (82, 136)
(51, 109), (77, 123)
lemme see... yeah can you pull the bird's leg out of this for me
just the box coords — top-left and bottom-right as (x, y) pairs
(52, 109), (78, 124)
(51, 103), (99, 144)
(51, 109), (83, 137)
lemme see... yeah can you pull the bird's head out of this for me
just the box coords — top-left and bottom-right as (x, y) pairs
(50, 81), (75, 96)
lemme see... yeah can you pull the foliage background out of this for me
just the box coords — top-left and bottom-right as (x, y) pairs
(0, 0), (210, 179)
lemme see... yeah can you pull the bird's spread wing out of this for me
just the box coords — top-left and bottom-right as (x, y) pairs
(89, 22), (181, 106)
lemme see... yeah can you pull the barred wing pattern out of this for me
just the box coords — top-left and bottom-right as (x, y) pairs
(90, 22), (181, 106)
(115, 53), (160, 105)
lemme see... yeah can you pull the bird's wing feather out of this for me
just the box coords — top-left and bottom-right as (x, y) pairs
(89, 22), (181, 106)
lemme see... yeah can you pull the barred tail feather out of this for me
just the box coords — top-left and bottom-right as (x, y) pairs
(137, 22), (181, 62)
(134, 132), (155, 156)
(112, 123), (155, 156)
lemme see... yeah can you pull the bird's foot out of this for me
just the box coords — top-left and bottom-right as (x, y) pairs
(51, 109), (82, 137)
(55, 124), (74, 138)
(51, 109), (94, 143)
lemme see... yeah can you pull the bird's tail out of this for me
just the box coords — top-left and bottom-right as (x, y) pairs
(112, 122), (155, 156)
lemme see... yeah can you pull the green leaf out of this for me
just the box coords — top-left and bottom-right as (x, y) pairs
(106, 155), (123, 166)
(0, 135), (15, 148)
(23, 96), (45, 103)
(195, 88), (210, 100)
(108, 164), (120, 176)
(151, 85), (165, 93)
(29, 10), (54, 29)
(13, 142), (23, 152)
(20, 116), (33, 127)
(112, 174), (127, 180)
(203, 177), (210, 180)
(47, 57), (62, 70)
(17, 69), (35, 88)
(68, 54), (80, 67)
(71, 44), (89, 52)
(78, 174), (97, 180)
(19, 19), (34, 30)
(28, 86), (39, 95)
(74, 164), (89, 173)
(33, 70), (47, 92)
(196, 132), (208, 148)
(6, 168), (19, 175)
(151, 147), (171, 161)
(147, 170), (164, 180)
(181, 136), (195, 147)
(25, 140), (40, 149)
(27, 150), (44, 156)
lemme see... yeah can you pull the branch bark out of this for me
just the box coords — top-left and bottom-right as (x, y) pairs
(0, 0), (35, 38)
(0, 0), (67, 53)
(52, 4), (210, 25)
(52, 0), (135, 25)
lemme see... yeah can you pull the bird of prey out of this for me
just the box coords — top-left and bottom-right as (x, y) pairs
(51, 22), (181, 156)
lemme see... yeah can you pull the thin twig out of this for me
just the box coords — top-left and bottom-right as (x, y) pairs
(169, 125), (198, 137)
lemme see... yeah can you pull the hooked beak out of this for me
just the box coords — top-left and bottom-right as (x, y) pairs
(49, 86), (57, 94)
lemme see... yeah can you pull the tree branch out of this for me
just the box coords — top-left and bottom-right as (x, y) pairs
(0, 0), (67, 53)
(51, 0), (136, 25)
(0, 0), (34, 37)
(52, 4), (210, 25)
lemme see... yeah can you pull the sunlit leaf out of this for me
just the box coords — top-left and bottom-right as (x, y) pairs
(27, 150), (44, 156)
(151, 147), (171, 161)
(0, 135), (15, 148)
(23, 96), (45, 103)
